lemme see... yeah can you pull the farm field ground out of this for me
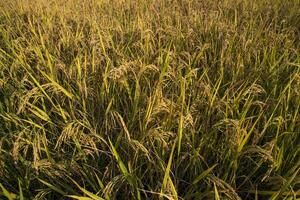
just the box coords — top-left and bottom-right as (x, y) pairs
(0, 0), (300, 199)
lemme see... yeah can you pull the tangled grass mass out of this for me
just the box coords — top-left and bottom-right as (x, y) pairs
(0, 0), (300, 199)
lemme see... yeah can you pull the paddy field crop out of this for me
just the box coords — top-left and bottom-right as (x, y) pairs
(0, 0), (300, 199)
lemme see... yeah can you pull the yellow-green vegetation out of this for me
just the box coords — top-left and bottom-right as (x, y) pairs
(0, 0), (300, 199)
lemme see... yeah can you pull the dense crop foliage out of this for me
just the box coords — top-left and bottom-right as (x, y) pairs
(0, 0), (300, 199)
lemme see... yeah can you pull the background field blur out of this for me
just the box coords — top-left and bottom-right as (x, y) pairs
(0, 0), (299, 199)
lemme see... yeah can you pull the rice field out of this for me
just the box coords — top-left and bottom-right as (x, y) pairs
(0, 0), (300, 199)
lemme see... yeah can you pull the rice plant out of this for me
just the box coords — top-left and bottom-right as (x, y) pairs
(0, 0), (299, 199)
